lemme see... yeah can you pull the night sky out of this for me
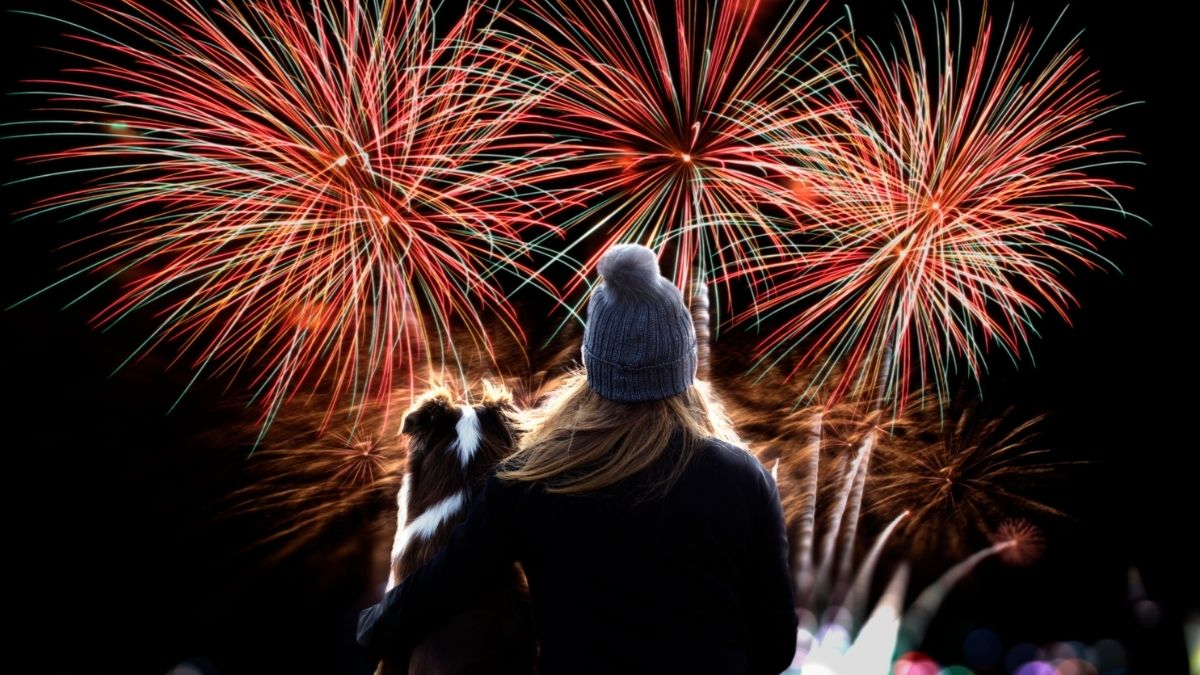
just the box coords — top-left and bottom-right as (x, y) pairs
(2, 1), (1195, 674)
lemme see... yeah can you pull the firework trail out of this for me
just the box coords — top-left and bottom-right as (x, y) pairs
(764, 413), (1038, 674)
(898, 540), (1015, 652)
(710, 351), (1053, 672)
(793, 408), (824, 602)
(692, 280), (712, 378)
(730, 4), (1137, 409)
(11, 0), (564, 432)
(497, 0), (848, 311)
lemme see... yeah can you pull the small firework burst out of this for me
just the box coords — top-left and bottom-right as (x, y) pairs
(993, 519), (1045, 567)
(322, 432), (394, 488)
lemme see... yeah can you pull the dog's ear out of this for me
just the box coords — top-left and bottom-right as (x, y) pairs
(473, 386), (520, 465)
(480, 379), (513, 410)
(480, 381), (518, 436)
(402, 387), (456, 436)
(401, 408), (424, 436)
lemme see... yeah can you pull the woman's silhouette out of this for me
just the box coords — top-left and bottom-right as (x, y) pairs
(358, 243), (798, 674)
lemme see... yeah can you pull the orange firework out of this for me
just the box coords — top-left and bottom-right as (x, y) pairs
(867, 405), (1067, 561)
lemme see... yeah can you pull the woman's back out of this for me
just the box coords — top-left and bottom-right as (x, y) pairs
(507, 436), (796, 674)
(360, 433), (797, 674)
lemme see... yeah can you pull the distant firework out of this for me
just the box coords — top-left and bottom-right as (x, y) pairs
(993, 519), (1045, 567)
(218, 384), (410, 564)
(867, 406), (1066, 560)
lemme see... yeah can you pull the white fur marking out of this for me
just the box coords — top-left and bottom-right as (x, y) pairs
(454, 406), (481, 467)
(387, 474), (412, 589)
(389, 490), (466, 577)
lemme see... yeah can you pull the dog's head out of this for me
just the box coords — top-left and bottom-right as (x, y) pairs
(391, 383), (518, 577)
(401, 382), (518, 498)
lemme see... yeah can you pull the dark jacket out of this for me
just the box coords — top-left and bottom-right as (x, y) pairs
(357, 436), (798, 674)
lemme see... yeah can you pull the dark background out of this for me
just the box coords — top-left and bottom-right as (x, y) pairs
(2, 1), (1194, 673)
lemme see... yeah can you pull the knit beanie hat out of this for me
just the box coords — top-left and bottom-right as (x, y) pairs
(582, 244), (697, 402)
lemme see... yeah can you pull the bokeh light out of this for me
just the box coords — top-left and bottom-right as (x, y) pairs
(1007, 643), (1040, 674)
(1014, 661), (1056, 675)
(1091, 638), (1127, 672)
(963, 627), (1004, 669)
(1133, 599), (1161, 628)
(1043, 642), (1081, 661)
(894, 651), (941, 675)
(1053, 657), (1098, 675)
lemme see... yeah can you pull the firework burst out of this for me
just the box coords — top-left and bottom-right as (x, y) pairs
(219, 400), (408, 565)
(12, 0), (564, 431)
(497, 0), (848, 309)
(866, 406), (1067, 561)
(993, 518), (1045, 567)
(731, 4), (1137, 408)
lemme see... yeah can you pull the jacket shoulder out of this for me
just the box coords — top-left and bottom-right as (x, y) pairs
(695, 437), (772, 485)
(699, 436), (760, 465)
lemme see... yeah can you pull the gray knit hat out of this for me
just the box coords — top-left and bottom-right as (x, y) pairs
(582, 244), (697, 402)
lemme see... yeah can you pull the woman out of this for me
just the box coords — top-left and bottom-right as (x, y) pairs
(357, 244), (798, 674)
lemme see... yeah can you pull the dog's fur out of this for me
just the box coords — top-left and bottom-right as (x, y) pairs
(380, 385), (536, 675)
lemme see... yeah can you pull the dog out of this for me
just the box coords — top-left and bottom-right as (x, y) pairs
(380, 384), (537, 675)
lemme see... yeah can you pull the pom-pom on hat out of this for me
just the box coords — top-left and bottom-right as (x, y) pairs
(582, 244), (697, 402)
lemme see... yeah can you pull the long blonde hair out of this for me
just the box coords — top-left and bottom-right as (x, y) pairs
(497, 370), (741, 495)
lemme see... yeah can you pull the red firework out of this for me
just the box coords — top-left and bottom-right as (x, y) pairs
(16, 0), (562, 430)
(499, 0), (848, 304)
(727, 5), (1137, 408)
